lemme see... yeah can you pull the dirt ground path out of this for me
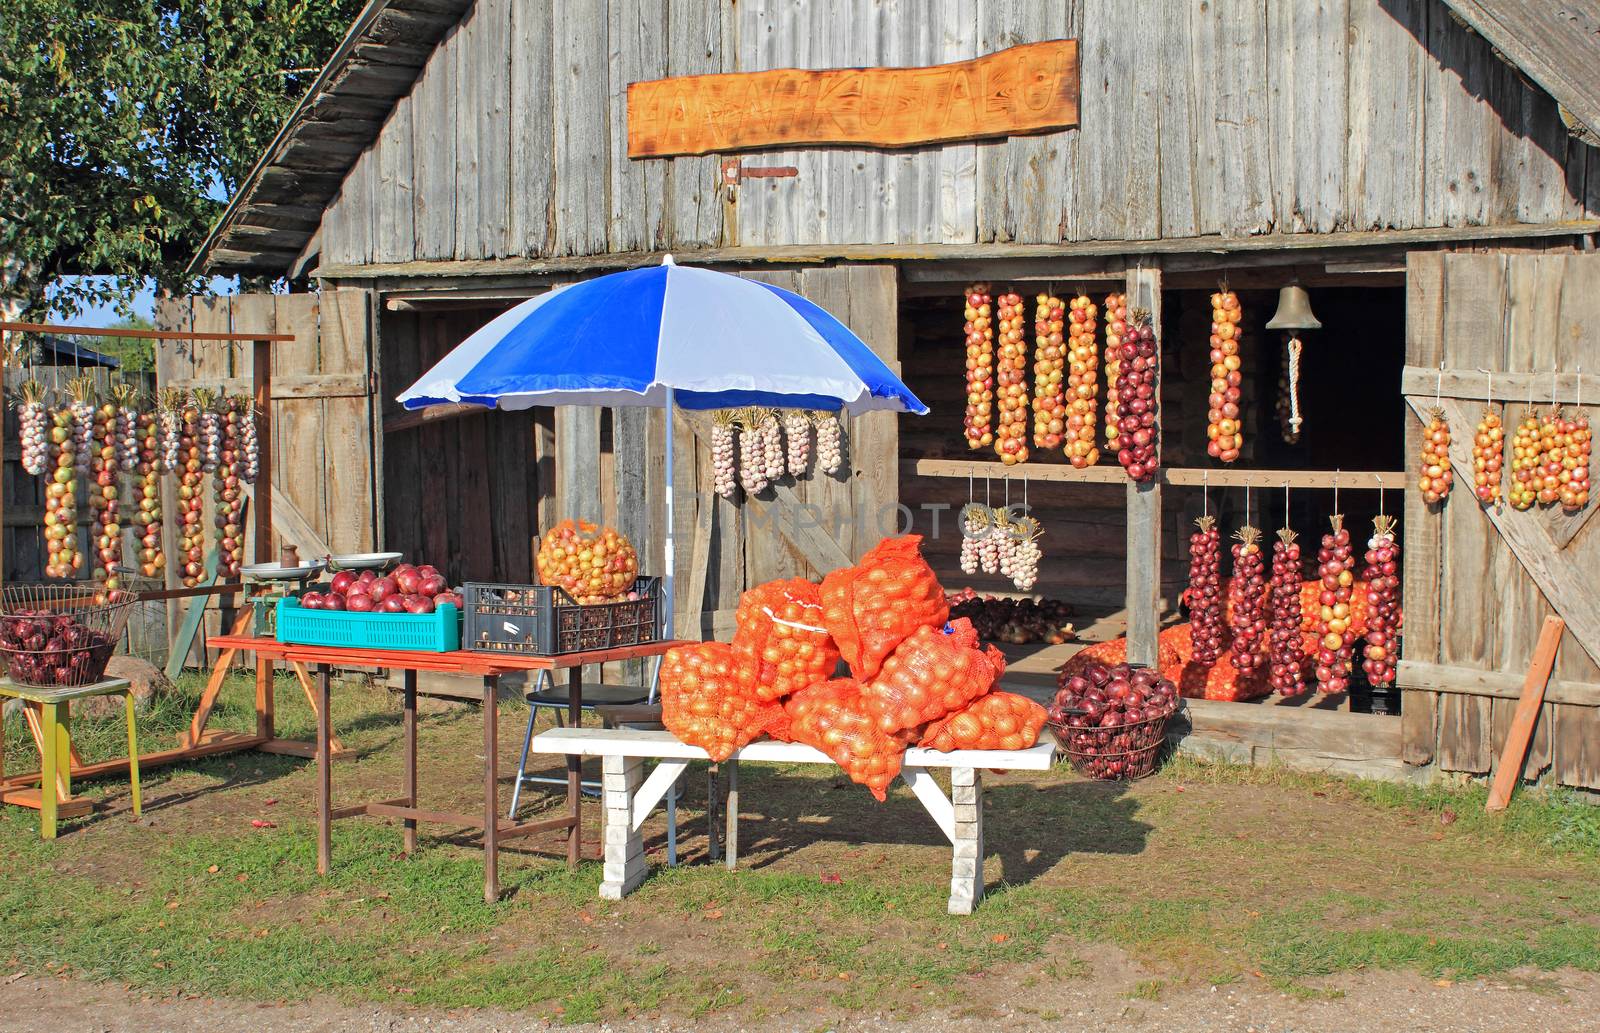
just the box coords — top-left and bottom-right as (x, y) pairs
(5, 967), (1600, 1033)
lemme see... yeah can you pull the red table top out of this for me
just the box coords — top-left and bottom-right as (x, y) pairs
(209, 634), (689, 676)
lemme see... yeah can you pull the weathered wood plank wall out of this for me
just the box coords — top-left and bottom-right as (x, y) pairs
(1399, 251), (1600, 790)
(317, 0), (1598, 270)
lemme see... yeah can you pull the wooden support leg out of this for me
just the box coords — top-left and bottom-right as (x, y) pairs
(598, 754), (646, 900)
(38, 702), (59, 840)
(54, 705), (71, 800)
(124, 692), (142, 819)
(185, 609), (254, 748)
(22, 703), (69, 801)
(948, 767), (984, 915)
(402, 669), (418, 855)
(725, 759), (739, 871)
(706, 763), (721, 863)
(315, 663), (332, 876)
(566, 667), (582, 867)
(256, 658), (274, 740)
(291, 662), (347, 754)
(483, 675), (501, 905)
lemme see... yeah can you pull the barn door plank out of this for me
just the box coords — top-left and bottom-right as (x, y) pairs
(1400, 252), (1445, 765)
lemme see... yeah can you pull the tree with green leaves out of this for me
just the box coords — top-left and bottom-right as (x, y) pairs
(0, 0), (363, 317)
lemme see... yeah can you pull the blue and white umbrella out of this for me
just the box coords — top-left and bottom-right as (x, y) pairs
(398, 256), (928, 637)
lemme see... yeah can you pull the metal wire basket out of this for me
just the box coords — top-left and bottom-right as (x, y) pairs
(0, 582), (138, 688)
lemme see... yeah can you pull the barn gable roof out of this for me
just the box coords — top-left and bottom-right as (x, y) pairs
(189, 0), (471, 277)
(1440, 0), (1600, 145)
(192, 0), (1600, 278)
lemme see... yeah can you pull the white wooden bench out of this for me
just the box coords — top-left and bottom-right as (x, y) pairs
(531, 726), (1056, 914)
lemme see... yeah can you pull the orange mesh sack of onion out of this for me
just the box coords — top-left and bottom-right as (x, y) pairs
(659, 641), (787, 762)
(731, 577), (841, 702)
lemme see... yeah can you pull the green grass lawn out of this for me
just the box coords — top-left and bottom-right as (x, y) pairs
(2, 673), (1598, 1024)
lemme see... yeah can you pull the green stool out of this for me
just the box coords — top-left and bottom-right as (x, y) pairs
(0, 677), (140, 839)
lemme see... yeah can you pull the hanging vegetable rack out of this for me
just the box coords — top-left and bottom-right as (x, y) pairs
(0, 318), (302, 817)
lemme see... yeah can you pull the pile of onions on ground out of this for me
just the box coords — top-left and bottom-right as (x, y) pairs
(946, 587), (1074, 645)
(1048, 662), (1180, 777)
(300, 563), (463, 613)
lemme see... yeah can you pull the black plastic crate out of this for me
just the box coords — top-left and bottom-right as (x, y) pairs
(463, 577), (662, 656)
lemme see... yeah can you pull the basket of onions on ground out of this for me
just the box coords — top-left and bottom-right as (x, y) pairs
(1047, 660), (1181, 780)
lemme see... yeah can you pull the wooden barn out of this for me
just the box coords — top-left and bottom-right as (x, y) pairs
(168, 0), (1600, 787)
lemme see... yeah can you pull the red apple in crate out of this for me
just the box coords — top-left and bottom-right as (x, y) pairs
(369, 576), (397, 602)
(330, 570), (357, 596)
(346, 593), (375, 612)
(418, 574), (446, 598)
(323, 593), (347, 610)
(379, 595), (408, 613)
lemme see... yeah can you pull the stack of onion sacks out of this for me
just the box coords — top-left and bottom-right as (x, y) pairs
(730, 578), (839, 703)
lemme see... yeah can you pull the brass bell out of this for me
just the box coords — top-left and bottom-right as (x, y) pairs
(1265, 283), (1321, 330)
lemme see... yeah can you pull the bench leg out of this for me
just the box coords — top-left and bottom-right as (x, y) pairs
(725, 759), (739, 870)
(599, 755), (646, 900)
(949, 767), (984, 915)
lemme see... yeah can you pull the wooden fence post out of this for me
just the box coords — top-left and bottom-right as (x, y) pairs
(1125, 266), (1162, 668)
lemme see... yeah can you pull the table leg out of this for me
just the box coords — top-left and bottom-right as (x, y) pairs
(706, 764), (721, 863)
(402, 669), (418, 856)
(316, 663), (332, 876)
(124, 692), (142, 819)
(38, 702), (58, 840)
(55, 704), (71, 800)
(566, 666), (582, 867)
(483, 675), (501, 904)
(725, 759), (739, 871)
(949, 767), (984, 915)
(598, 755), (645, 900)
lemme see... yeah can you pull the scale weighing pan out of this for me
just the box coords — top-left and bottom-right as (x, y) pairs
(325, 552), (404, 572)
(242, 560), (327, 582)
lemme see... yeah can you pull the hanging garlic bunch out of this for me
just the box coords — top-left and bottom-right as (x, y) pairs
(736, 410), (768, 495)
(235, 394), (260, 483)
(68, 376), (96, 475)
(782, 409), (811, 477)
(959, 503), (989, 575)
(712, 409), (739, 500)
(977, 512), (1002, 574)
(196, 388), (221, 473)
(814, 411), (844, 475)
(111, 383), (140, 471)
(755, 408), (784, 482)
(992, 515), (1020, 580)
(1009, 516), (1043, 592)
(16, 379), (49, 476)
(157, 387), (185, 472)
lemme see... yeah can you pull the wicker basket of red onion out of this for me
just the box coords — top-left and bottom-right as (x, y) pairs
(0, 584), (135, 688)
(1048, 660), (1181, 780)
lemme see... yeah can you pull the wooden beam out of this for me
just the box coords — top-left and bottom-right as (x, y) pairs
(1485, 616), (1565, 812)
(913, 458), (1406, 489)
(1439, 0), (1600, 144)
(241, 483), (331, 559)
(1125, 266), (1162, 668)
(1400, 366), (1589, 405)
(1397, 660), (1600, 708)
(382, 402), (490, 434)
(164, 373), (370, 398)
(0, 321), (293, 342)
(313, 221), (1600, 282)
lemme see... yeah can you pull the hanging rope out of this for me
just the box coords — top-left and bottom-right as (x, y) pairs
(1577, 365), (1584, 411)
(1283, 480), (1290, 530)
(1202, 468), (1209, 518)
(1375, 473), (1385, 518)
(1435, 361), (1444, 408)
(1287, 335), (1304, 433)
(1334, 468), (1341, 515)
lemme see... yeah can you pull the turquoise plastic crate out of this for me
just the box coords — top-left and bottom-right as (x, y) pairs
(275, 597), (461, 653)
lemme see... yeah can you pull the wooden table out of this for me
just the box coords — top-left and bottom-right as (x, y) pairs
(210, 636), (686, 903)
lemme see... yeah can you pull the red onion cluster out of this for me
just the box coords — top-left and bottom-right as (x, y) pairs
(1186, 515), (1224, 663)
(1228, 527), (1267, 672)
(1361, 515), (1402, 687)
(1268, 529), (1308, 696)
(963, 284), (994, 450)
(1313, 515), (1357, 693)
(1114, 310), (1159, 480)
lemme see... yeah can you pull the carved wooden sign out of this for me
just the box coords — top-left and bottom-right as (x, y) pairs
(627, 40), (1079, 158)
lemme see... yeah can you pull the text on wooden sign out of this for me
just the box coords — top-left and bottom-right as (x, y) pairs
(627, 40), (1079, 158)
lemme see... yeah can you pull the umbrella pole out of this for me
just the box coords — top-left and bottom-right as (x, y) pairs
(662, 388), (676, 641)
